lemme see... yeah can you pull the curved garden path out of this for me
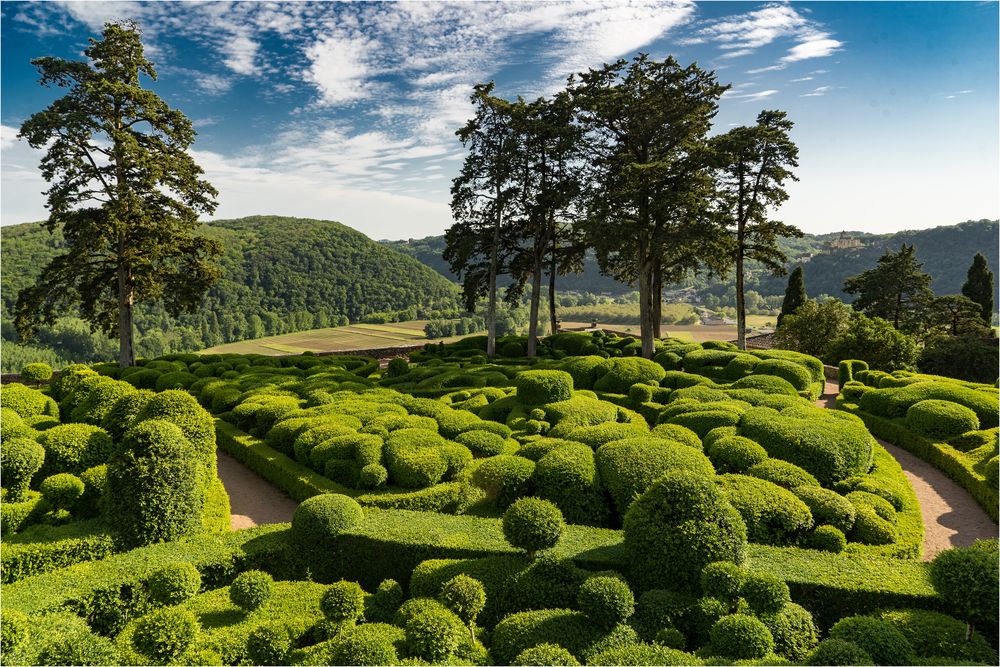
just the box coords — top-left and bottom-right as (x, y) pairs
(816, 381), (997, 560)
(216, 450), (297, 529)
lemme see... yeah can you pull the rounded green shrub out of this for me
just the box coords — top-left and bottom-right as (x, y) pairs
(648, 423), (701, 449)
(516, 370), (575, 404)
(366, 579), (405, 623)
(456, 429), (507, 456)
(37, 424), (113, 477)
(513, 643), (581, 666)
(1, 407), (35, 441)
(806, 638), (873, 666)
(587, 643), (696, 666)
(503, 497), (564, 556)
(594, 357), (666, 394)
(534, 443), (608, 525)
(791, 486), (856, 533)
(850, 505), (897, 545)
(292, 493), (364, 550)
(100, 389), (154, 441)
(327, 623), (404, 666)
(359, 463), (389, 489)
(730, 374), (799, 396)
(1, 609), (30, 653)
(106, 419), (202, 548)
(879, 608), (998, 664)
(806, 525), (847, 553)
(386, 357), (410, 377)
(230, 570), (273, 612)
(746, 459), (819, 489)
(740, 572), (790, 615)
(707, 435), (769, 473)
(491, 608), (608, 664)
(439, 574), (486, 629)
(760, 602), (819, 661)
(472, 455), (536, 508)
(69, 380), (136, 426)
(21, 363), (53, 384)
(597, 437), (714, 517)
(654, 626), (686, 649)
(847, 490), (897, 523)
(577, 576), (635, 629)
(828, 615), (914, 665)
(49, 365), (96, 401)
(1, 383), (58, 418)
(559, 355), (611, 389)
(700, 561), (747, 602)
(623, 470), (747, 592)
(38, 631), (117, 666)
(710, 614), (775, 660)
(929, 543), (999, 631)
(753, 359), (812, 391)
(385, 442), (448, 488)
(0, 437), (45, 502)
(131, 607), (200, 663)
(247, 623), (291, 665)
(404, 606), (465, 661)
(906, 400), (980, 440)
(321, 580), (366, 622)
(985, 456), (999, 488)
(134, 390), (216, 473)
(663, 408), (742, 439)
(148, 562), (202, 606)
(718, 474), (814, 545)
(502, 341), (525, 357)
(39, 473), (84, 511)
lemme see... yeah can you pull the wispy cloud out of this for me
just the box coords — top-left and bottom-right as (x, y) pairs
(801, 85), (832, 97)
(723, 88), (780, 101)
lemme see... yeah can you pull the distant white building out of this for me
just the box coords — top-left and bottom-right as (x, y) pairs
(825, 232), (864, 251)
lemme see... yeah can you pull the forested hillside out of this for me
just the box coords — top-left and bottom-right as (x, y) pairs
(385, 220), (999, 302)
(2, 216), (460, 369)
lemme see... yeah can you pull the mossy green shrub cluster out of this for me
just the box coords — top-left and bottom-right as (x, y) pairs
(842, 369), (999, 520)
(0, 371), (231, 584)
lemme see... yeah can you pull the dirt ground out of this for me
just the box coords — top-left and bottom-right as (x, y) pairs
(817, 381), (998, 560)
(216, 450), (297, 529)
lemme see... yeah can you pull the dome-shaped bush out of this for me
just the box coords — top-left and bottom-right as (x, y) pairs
(878, 608), (998, 664)
(291, 493), (363, 550)
(134, 390), (216, 473)
(456, 429), (508, 456)
(404, 605), (466, 661)
(648, 423), (702, 449)
(906, 400), (980, 440)
(850, 505), (897, 545)
(327, 623), (404, 666)
(70, 380), (136, 426)
(100, 389), (154, 441)
(623, 470), (747, 592)
(828, 615), (913, 665)
(710, 614), (775, 660)
(0, 437), (44, 502)
(516, 370), (575, 405)
(439, 574), (486, 631)
(321, 580), (366, 622)
(534, 443), (608, 525)
(718, 475), (814, 545)
(791, 486), (856, 534)
(366, 579), (405, 623)
(38, 631), (117, 666)
(472, 455), (535, 508)
(746, 459), (819, 488)
(358, 463), (388, 489)
(929, 543), (1000, 631)
(246, 623), (291, 665)
(230, 570), (273, 612)
(513, 643), (580, 666)
(806, 638), (873, 666)
(38, 424), (113, 477)
(148, 562), (202, 606)
(707, 435), (769, 473)
(131, 607), (200, 663)
(40, 473), (84, 511)
(760, 602), (818, 661)
(20, 363), (53, 384)
(577, 576), (635, 629)
(597, 437), (714, 517)
(807, 524), (847, 553)
(753, 359), (812, 391)
(730, 374), (799, 396)
(740, 572), (790, 615)
(0, 383), (58, 419)
(594, 357), (666, 394)
(558, 356), (611, 390)
(0, 609), (30, 653)
(700, 561), (747, 602)
(503, 497), (564, 556)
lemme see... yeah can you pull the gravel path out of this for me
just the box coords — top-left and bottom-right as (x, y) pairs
(816, 381), (997, 560)
(216, 450), (297, 529)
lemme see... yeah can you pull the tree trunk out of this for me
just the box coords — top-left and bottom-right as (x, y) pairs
(638, 238), (655, 358)
(652, 262), (663, 339)
(548, 229), (558, 336)
(118, 265), (136, 367)
(487, 189), (502, 358)
(527, 245), (543, 356)
(736, 241), (746, 351)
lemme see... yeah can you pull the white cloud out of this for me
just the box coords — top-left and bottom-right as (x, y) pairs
(728, 89), (780, 101)
(790, 76), (814, 82)
(801, 85), (832, 97)
(303, 33), (376, 105)
(222, 33), (259, 75)
(195, 73), (233, 96)
(781, 33), (842, 63)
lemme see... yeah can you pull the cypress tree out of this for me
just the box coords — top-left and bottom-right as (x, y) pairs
(778, 266), (807, 326)
(961, 253), (995, 327)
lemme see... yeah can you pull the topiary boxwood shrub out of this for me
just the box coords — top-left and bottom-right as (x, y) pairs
(806, 638), (873, 666)
(593, 357), (666, 394)
(246, 622), (292, 665)
(321, 580), (366, 622)
(131, 607), (200, 663)
(20, 363), (53, 385)
(717, 474), (814, 546)
(760, 602), (819, 661)
(706, 435), (769, 473)
(828, 615), (914, 665)
(587, 643), (698, 666)
(790, 486), (856, 534)
(491, 608), (628, 665)
(929, 541), (999, 638)
(741, 572), (791, 615)
(100, 390), (155, 442)
(1, 437), (45, 503)
(229, 569), (273, 612)
(878, 608), (998, 664)
(37, 424), (113, 477)
(148, 562), (202, 606)
(39, 473), (85, 512)
(0, 383), (59, 419)
(534, 443), (608, 526)
(503, 497), (564, 557)
(327, 622), (405, 666)
(752, 358), (813, 391)
(596, 437), (714, 518)
(516, 370), (575, 405)
(513, 642), (581, 666)
(134, 390), (217, 476)
(471, 455), (536, 509)
(906, 399), (980, 441)
(746, 458), (820, 489)
(577, 575), (635, 630)
(403, 602), (466, 662)
(709, 613), (775, 660)
(291, 494), (364, 551)
(623, 470), (747, 592)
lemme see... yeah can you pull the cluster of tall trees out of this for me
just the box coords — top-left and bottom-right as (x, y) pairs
(776, 247), (997, 381)
(446, 55), (801, 359)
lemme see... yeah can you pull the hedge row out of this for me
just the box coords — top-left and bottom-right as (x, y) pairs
(0, 519), (115, 584)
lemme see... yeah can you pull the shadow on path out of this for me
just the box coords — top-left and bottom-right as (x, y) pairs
(216, 449), (297, 530)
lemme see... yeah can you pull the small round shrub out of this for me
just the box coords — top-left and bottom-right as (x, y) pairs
(741, 573), (791, 615)
(654, 626), (686, 649)
(648, 423), (702, 449)
(386, 357), (410, 377)
(246, 623), (292, 665)
(134, 389), (216, 472)
(38, 631), (117, 666)
(1, 382), (58, 418)
(718, 474), (815, 545)
(746, 459), (819, 488)
(358, 463), (388, 489)
(791, 486), (856, 534)
(502, 341), (525, 357)
(131, 607), (200, 663)
(439, 574), (486, 629)
(929, 543), (999, 630)
(39, 473), (85, 511)
(984, 456), (999, 487)
(516, 370), (574, 404)
(21, 363), (53, 384)
(708, 436), (769, 473)
(291, 493), (364, 549)
(700, 561), (747, 602)
(472, 455), (535, 508)
(503, 497), (564, 556)
(850, 505), (897, 545)
(806, 638), (873, 666)
(623, 470), (747, 592)
(1, 609), (29, 653)
(879, 608), (998, 664)
(327, 623), (404, 666)
(807, 525), (847, 553)
(0, 437), (45, 502)
(760, 602), (819, 661)
(100, 389), (154, 441)
(907, 399), (980, 440)
(321, 580), (366, 622)
(753, 359), (812, 391)
(588, 643), (697, 666)
(149, 562), (202, 606)
(229, 570), (273, 612)
(593, 357), (666, 394)
(456, 429), (507, 456)
(577, 575), (635, 629)
(710, 614), (775, 660)
(37, 423), (113, 476)
(628, 383), (654, 403)
(829, 615), (914, 665)
(404, 606), (465, 661)
(513, 643), (580, 666)
(367, 579), (405, 623)
(534, 443), (608, 526)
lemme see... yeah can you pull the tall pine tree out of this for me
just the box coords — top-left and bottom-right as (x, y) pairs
(778, 266), (807, 326)
(961, 252), (995, 327)
(843, 244), (933, 335)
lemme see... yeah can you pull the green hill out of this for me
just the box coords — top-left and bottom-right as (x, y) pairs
(1, 216), (460, 370)
(383, 220), (999, 302)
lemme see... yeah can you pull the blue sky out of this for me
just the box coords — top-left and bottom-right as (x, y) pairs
(2, 1), (997, 240)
